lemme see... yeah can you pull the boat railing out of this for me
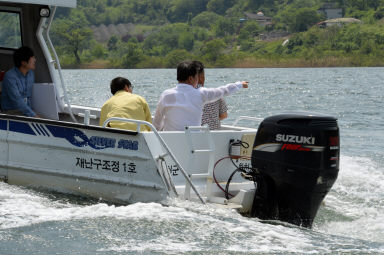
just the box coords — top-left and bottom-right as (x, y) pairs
(102, 117), (206, 204)
(232, 116), (263, 127)
(78, 109), (97, 125)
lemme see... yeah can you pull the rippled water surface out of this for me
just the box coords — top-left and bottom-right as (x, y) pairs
(1, 68), (383, 254)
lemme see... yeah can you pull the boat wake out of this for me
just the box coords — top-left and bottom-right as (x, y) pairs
(0, 155), (383, 253)
(315, 156), (384, 244)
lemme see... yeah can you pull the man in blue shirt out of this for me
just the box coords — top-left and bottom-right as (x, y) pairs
(1, 46), (38, 117)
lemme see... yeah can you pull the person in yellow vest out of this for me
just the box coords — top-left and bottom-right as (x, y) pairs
(99, 77), (152, 131)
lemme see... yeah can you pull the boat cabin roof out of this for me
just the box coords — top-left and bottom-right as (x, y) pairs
(1, 0), (76, 8)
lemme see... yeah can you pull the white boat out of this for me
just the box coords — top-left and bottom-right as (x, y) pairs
(0, 0), (340, 228)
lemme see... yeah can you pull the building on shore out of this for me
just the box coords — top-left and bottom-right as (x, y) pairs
(317, 18), (362, 28)
(318, 3), (343, 20)
(243, 11), (272, 27)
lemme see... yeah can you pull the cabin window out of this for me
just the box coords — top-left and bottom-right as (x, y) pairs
(0, 11), (22, 49)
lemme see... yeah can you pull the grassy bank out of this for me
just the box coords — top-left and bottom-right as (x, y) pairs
(65, 56), (384, 69)
(233, 56), (384, 68)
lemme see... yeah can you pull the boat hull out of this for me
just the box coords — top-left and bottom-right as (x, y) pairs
(0, 115), (169, 203)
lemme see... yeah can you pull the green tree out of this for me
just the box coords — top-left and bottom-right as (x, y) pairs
(178, 31), (194, 51)
(244, 0), (274, 10)
(302, 27), (320, 47)
(345, 0), (384, 11)
(200, 38), (226, 63)
(51, 10), (93, 64)
(207, 0), (234, 15)
(90, 43), (107, 59)
(191, 11), (221, 28)
(166, 0), (208, 22)
(50, 0), (384, 68)
(165, 49), (194, 67)
(279, 7), (322, 32)
(238, 20), (262, 40)
(107, 35), (119, 51)
(285, 34), (303, 54)
(120, 41), (144, 68)
(239, 39), (255, 52)
(213, 17), (237, 37)
(143, 23), (194, 55)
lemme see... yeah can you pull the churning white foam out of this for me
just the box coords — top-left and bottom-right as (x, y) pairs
(317, 155), (384, 243)
(1, 154), (383, 253)
(0, 183), (316, 253)
(97, 200), (316, 254)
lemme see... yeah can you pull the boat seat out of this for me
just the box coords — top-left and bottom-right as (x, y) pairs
(31, 83), (59, 120)
(0, 77), (59, 119)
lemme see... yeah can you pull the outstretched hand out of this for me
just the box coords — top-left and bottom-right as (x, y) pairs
(242, 81), (249, 88)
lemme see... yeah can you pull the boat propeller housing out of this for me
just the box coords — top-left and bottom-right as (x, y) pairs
(250, 112), (339, 228)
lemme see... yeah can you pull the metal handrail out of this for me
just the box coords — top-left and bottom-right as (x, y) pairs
(232, 116), (263, 126)
(36, 15), (63, 108)
(102, 117), (206, 204)
(45, 6), (77, 123)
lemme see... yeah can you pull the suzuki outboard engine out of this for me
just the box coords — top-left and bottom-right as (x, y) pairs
(250, 112), (339, 228)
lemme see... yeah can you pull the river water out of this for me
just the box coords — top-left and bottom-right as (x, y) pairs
(0, 67), (383, 254)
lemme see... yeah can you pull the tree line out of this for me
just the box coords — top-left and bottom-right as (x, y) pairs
(50, 0), (384, 68)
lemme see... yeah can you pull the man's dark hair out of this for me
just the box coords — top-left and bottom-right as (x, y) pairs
(192, 60), (204, 74)
(177, 61), (198, 82)
(13, 46), (34, 67)
(110, 77), (131, 95)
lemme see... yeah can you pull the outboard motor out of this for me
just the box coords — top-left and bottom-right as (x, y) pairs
(250, 112), (339, 228)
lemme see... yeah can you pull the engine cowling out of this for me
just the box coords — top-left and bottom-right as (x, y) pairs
(250, 112), (339, 228)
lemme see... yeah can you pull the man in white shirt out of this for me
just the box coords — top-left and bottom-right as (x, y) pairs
(153, 61), (248, 131)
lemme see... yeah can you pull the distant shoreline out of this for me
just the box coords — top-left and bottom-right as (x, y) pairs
(69, 56), (384, 69)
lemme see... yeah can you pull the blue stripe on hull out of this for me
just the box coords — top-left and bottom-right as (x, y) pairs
(46, 125), (115, 150)
(3, 119), (133, 151)
(9, 121), (36, 135)
(0, 119), (6, 130)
